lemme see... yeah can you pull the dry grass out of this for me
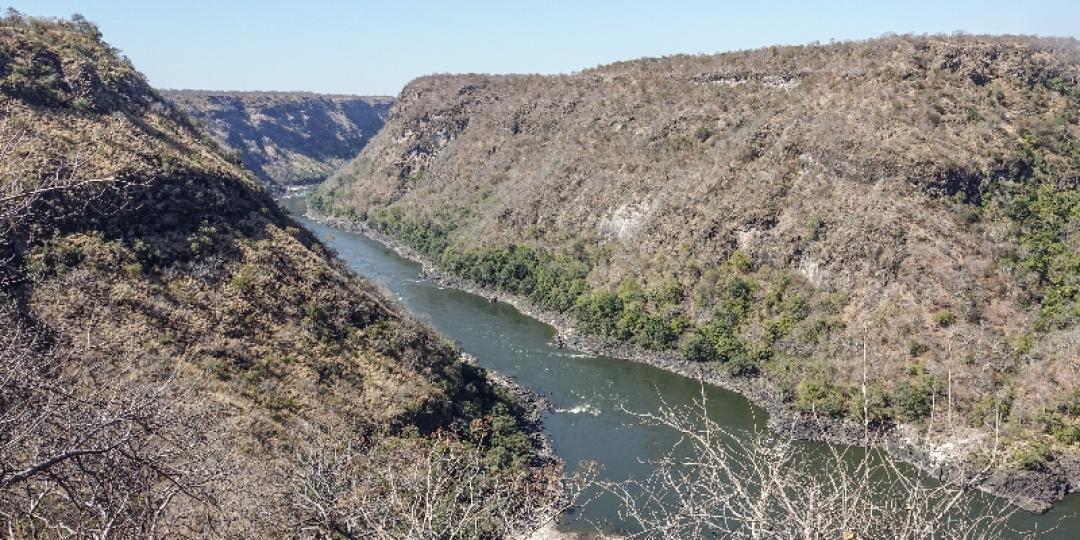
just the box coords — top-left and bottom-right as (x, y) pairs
(317, 35), (1080, 471)
(0, 13), (555, 537)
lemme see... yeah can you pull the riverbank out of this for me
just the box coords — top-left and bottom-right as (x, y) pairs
(461, 353), (572, 536)
(451, 357), (601, 540)
(307, 209), (1078, 515)
(460, 352), (556, 464)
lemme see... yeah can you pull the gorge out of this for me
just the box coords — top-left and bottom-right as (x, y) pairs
(313, 34), (1080, 518)
(284, 194), (1080, 536)
(2, 9), (1079, 538)
(164, 90), (392, 192)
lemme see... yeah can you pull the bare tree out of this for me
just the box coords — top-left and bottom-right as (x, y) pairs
(0, 308), (224, 539)
(595, 388), (1035, 539)
(0, 121), (148, 288)
(285, 434), (577, 540)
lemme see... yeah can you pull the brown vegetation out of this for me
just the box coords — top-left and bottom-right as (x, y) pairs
(315, 34), (1080, 492)
(0, 12), (554, 537)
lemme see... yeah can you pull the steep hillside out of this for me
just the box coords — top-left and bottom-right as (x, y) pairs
(315, 35), (1080, 496)
(0, 14), (552, 537)
(164, 90), (392, 191)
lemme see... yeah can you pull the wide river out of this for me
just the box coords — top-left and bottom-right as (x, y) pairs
(281, 196), (1078, 537)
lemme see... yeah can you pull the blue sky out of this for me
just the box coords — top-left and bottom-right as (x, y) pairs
(6, 1), (1078, 96)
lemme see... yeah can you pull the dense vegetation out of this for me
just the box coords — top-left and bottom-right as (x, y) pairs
(314, 34), (1080, 492)
(984, 131), (1080, 331)
(0, 12), (552, 537)
(165, 89), (392, 191)
(316, 196), (944, 427)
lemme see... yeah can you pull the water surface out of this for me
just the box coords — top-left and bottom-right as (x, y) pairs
(281, 196), (1078, 536)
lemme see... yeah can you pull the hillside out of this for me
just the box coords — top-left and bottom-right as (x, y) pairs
(314, 35), (1080, 501)
(0, 14), (552, 537)
(164, 89), (392, 191)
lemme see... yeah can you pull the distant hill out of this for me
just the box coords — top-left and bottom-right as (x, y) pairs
(315, 35), (1080, 507)
(0, 14), (548, 537)
(164, 89), (392, 191)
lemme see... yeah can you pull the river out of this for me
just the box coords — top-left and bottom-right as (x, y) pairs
(280, 196), (1078, 537)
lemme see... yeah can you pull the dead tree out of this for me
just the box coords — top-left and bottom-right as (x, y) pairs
(285, 434), (576, 540)
(597, 388), (1033, 539)
(0, 121), (148, 288)
(0, 309), (223, 539)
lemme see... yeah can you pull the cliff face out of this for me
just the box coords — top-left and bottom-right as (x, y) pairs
(316, 35), (1080, 483)
(164, 90), (392, 191)
(0, 15), (546, 537)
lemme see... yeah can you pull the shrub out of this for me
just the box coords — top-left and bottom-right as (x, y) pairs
(652, 279), (684, 307)
(805, 215), (826, 241)
(371, 208), (452, 257)
(764, 274), (793, 314)
(131, 238), (161, 268)
(121, 261), (142, 277)
(795, 317), (844, 344)
(635, 314), (678, 349)
(1013, 443), (1054, 472)
(1034, 390), (1080, 445)
(1055, 425), (1080, 446)
(617, 277), (647, 307)
(849, 381), (893, 426)
(969, 392), (1014, 428)
(573, 291), (623, 336)
(712, 277), (754, 328)
(891, 366), (943, 422)
(962, 351), (976, 366)
(892, 382), (931, 421)
(985, 162), (1080, 330)
(615, 306), (647, 341)
(186, 223), (217, 255)
(795, 374), (850, 418)
(681, 331), (715, 362)
(439, 238), (593, 313)
(931, 308), (955, 327)
(783, 293), (811, 322)
(483, 403), (532, 468)
(725, 355), (759, 377)
(69, 96), (91, 111)
(907, 340), (929, 357)
(1066, 390), (1080, 416)
(230, 264), (257, 291)
(763, 317), (793, 345)
(724, 250), (752, 273)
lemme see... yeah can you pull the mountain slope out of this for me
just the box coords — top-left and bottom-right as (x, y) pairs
(315, 35), (1080, 502)
(0, 14), (551, 537)
(164, 90), (392, 191)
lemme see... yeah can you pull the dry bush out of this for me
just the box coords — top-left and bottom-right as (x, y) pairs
(592, 389), (1034, 539)
(286, 435), (569, 539)
(316, 34), (1080, 484)
(0, 308), (224, 538)
(1, 12), (562, 537)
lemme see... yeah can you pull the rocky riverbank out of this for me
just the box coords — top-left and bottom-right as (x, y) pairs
(461, 353), (572, 536)
(459, 352), (556, 465)
(307, 209), (1078, 515)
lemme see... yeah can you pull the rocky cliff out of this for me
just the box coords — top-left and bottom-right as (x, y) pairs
(0, 14), (550, 537)
(164, 90), (392, 191)
(315, 35), (1080, 504)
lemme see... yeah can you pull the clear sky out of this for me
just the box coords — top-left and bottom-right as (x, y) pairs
(6, 1), (1078, 96)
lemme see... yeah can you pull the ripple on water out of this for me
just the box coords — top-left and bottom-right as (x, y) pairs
(554, 404), (601, 416)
